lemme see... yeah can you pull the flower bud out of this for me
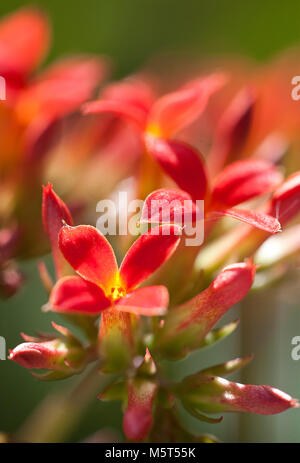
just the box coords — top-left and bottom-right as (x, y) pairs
(9, 337), (88, 376)
(157, 261), (256, 359)
(9, 341), (65, 370)
(179, 374), (298, 415)
(123, 378), (157, 442)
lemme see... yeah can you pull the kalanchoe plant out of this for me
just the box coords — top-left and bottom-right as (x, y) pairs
(9, 185), (298, 442)
(4, 10), (300, 441)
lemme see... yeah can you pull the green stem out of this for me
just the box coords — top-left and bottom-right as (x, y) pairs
(15, 361), (114, 443)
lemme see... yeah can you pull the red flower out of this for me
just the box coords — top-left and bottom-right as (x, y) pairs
(0, 7), (107, 163)
(83, 74), (226, 199)
(84, 73), (283, 239)
(49, 223), (181, 316)
(141, 158), (282, 234)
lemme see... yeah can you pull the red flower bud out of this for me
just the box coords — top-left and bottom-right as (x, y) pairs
(9, 334), (88, 375)
(9, 341), (66, 370)
(157, 261), (256, 358)
(179, 374), (298, 415)
(123, 378), (157, 441)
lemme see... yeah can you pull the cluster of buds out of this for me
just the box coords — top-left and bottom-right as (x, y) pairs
(4, 5), (300, 443)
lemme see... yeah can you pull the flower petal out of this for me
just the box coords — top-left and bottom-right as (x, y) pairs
(207, 208), (281, 234)
(0, 8), (50, 77)
(115, 286), (169, 316)
(208, 87), (256, 174)
(50, 276), (110, 315)
(83, 99), (147, 129)
(100, 78), (154, 114)
(42, 184), (73, 278)
(148, 73), (226, 137)
(83, 78), (153, 129)
(120, 225), (181, 291)
(211, 159), (283, 208)
(140, 188), (201, 225)
(269, 171), (300, 225)
(18, 57), (106, 121)
(59, 225), (118, 291)
(146, 137), (208, 201)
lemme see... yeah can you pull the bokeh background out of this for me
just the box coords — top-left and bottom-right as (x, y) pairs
(1, 0), (300, 442)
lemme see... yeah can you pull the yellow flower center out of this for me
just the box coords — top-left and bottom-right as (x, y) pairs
(110, 286), (126, 301)
(146, 123), (161, 138)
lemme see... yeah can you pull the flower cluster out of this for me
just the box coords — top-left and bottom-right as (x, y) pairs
(4, 6), (300, 443)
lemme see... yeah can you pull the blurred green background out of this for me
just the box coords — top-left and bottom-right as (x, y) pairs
(1, 0), (300, 442)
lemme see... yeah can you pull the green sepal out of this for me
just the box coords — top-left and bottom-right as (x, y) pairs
(98, 380), (126, 402)
(182, 401), (223, 424)
(199, 354), (253, 377)
(31, 369), (77, 381)
(199, 319), (239, 349)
